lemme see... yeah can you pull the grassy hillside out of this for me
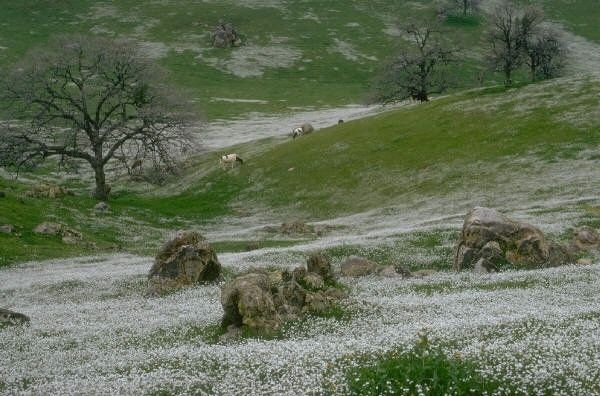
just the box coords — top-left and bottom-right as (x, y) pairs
(1, 74), (598, 265)
(2, 1), (596, 120)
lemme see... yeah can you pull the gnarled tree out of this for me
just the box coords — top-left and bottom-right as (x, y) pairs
(371, 23), (455, 103)
(488, 1), (543, 87)
(525, 27), (565, 81)
(0, 35), (196, 200)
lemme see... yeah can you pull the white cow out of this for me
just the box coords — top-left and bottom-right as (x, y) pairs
(219, 153), (244, 169)
(291, 123), (314, 139)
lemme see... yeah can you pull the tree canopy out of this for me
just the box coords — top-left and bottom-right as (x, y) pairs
(0, 35), (197, 200)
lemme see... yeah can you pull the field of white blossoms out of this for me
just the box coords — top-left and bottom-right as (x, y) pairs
(1, 246), (599, 395)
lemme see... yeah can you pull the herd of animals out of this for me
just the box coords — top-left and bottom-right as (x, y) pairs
(219, 120), (344, 169)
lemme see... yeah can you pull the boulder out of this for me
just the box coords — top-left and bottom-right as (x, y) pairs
(454, 207), (571, 270)
(340, 256), (378, 277)
(306, 253), (334, 283)
(33, 222), (82, 244)
(147, 231), (222, 295)
(0, 308), (30, 327)
(94, 201), (110, 212)
(0, 224), (14, 234)
(25, 183), (72, 199)
(220, 265), (344, 335)
(210, 20), (243, 48)
(473, 258), (499, 274)
(221, 272), (281, 333)
(572, 226), (600, 251)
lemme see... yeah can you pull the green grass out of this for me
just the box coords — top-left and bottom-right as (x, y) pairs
(2, 74), (598, 266)
(345, 336), (509, 395)
(0, 0), (500, 120)
(538, 0), (600, 43)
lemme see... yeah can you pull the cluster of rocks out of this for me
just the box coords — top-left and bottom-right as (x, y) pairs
(25, 183), (72, 199)
(453, 207), (596, 273)
(147, 231), (223, 296)
(220, 253), (344, 336)
(262, 221), (336, 237)
(210, 20), (243, 48)
(33, 222), (82, 244)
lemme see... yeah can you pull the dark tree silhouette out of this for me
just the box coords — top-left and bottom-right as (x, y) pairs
(0, 35), (196, 200)
(488, 1), (543, 87)
(372, 23), (455, 103)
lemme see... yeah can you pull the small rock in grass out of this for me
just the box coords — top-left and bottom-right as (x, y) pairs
(94, 201), (110, 212)
(473, 258), (499, 274)
(0, 224), (14, 234)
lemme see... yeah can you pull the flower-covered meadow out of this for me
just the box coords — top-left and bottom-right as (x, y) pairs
(1, 248), (599, 395)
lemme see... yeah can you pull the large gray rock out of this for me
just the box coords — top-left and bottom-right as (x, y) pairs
(454, 207), (571, 271)
(0, 308), (30, 327)
(340, 256), (378, 277)
(147, 231), (222, 295)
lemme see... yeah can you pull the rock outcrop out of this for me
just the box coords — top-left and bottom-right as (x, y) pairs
(340, 256), (378, 277)
(0, 308), (30, 327)
(25, 183), (72, 199)
(220, 256), (344, 335)
(33, 222), (82, 244)
(571, 226), (600, 252)
(454, 207), (571, 271)
(147, 231), (222, 296)
(210, 20), (243, 48)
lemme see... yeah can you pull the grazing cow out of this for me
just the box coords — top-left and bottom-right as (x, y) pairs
(220, 153), (244, 169)
(291, 123), (314, 139)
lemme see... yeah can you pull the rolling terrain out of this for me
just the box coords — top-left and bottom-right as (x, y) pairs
(1, 1), (599, 395)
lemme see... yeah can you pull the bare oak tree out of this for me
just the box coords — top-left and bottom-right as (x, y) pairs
(372, 23), (455, 103)
(0, 35), (196, 200)
(488, 1), (542, 87)
(525, 27), (566, 81)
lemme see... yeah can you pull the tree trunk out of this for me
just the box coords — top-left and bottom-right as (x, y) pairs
(93, 163), (110, 201)
(504, 67), (513, 87)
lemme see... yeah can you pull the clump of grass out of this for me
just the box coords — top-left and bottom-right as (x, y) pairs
(346, 332), (509, 395)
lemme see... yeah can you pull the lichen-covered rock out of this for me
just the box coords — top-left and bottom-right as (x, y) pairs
(147, 231), (222, 295)
(306, 253), (334, 283)
(340, 256), (378, 277)
(220, 265), (345, 335)
(33, 222), (82, 244)
(0, 307), (30, 327)
(221, 272), (281, 333)
(454, 207), (571, 271)
(473, 258), (499, 274)
(25, 183), (72, 198)
(210, 20), (243, 48)
(572, 226), (600, 251)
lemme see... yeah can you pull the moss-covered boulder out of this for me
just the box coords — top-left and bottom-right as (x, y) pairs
(454, 207), (571, 271)
(147, 231), (222, 296)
